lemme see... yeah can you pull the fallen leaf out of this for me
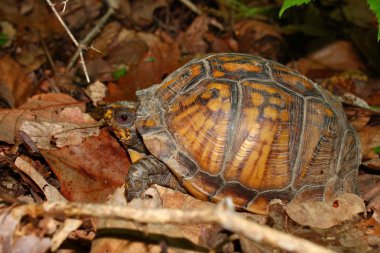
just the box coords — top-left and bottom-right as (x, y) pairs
(235, 19), (286, 61)
(363, 158), (380, 171)
(50, 218), (82, 251)
(130, 0), (168, 27)
(0, 207), (52, 253)
(289, 41), (365, 80)
(177, 15), (222, 54)
(86, 81), (107, 106)
(359, 125), (380, 160)
(14, 156), (66, 202)
(20, 120), (99, 149)
(40, 129), (130, 202)
(285, 193), (366, 229)
(0, 55), (35, 108)
(109, 29), (181, 101)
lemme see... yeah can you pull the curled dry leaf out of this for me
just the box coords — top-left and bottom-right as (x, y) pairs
(0, 207), (52, 253)
(14, 156), (66, 202)
(50, 218), (82, 252)
(285, 193), (366, 229)
(85, 81), (107, 106)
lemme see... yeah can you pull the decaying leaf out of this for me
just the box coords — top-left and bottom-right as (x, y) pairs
(14, 156), (66, 202)
(235, 19), (285, 61)
(19, 120), (99, 149)
(0, 93), (85, 144)
(40, 129), (130, 202)
(285, 193), (366, 229)
(359, 125), (380, 160)
(0, 207), (52, 253)
(86, 81), (107, 106)
(50, 218), (82, 251)
(0, 55), (35, 108)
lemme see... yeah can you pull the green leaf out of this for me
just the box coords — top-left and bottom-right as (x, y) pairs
(367, 0), (380, 40)
(279, 0), (312, 17)
(373, 146), (380, 154)
(112, 66), (127, 80)
(0, 32), (8, 47)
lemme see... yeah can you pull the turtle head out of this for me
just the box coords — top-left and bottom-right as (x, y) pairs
(104, 101), (146, 153)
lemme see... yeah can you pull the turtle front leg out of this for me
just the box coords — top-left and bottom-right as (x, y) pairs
(126, 155), (186, 201)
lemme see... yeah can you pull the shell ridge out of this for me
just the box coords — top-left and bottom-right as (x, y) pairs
(219, 80), (244, 177)
(290, 97), (307, 190)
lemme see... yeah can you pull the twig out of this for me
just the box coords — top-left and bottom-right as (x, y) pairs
(45, 0), (90, 83)
(67, 7), (114, 69)
(179, 0), (202, 15)
(20, 200), (336, 253)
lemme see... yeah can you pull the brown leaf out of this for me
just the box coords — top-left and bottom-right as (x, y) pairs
(289, 41), (365, 80)
(285, 193), (365, 229)
(109, 30), (181, 101)
(235, 19), (286, 61)
(131, 0), (168, 27)
(359, 125), (380, 160)
(177, 15), (222, 55)
(0, 55), (35, 108)
(41, 129), (130, 202)
(0, 208), (52, 253)
(363, 158), (380, 171)
(0, 93), (85, 144)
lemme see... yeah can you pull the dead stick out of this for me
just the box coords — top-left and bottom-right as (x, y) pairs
(179, 0), (202, 15)
(45, 0), (90, 83)
(22, 201), (336, 253)
(67, 7), (114, 69)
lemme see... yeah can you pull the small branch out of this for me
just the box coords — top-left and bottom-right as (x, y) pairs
(45, 0), (91, 83)
(20, 200), (336, 253)
(67, 7), (114, 69)
(179, 0), (202, 15)
(45, 0), (78, 47)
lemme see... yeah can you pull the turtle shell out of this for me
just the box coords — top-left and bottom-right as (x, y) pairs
(134, 53), (361, 214)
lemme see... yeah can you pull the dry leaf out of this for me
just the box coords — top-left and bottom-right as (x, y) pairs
(285, 193), (365, 229)
(50, 219), (82, 251)
(14, 156), (66, 202)
(0, 208), (52, 253)
(235, 19), (285, 61)
(0, 93), (85, 144)
(359, 125), (380, 160)
(363, 158), (380, 171)
(19, 120), (99, 149)
(86, 81), (107, 106)
(40, 129), (130, 202)
(0, 55), (35, 107)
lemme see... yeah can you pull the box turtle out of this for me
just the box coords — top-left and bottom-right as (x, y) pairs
(105, 53), (361, 214)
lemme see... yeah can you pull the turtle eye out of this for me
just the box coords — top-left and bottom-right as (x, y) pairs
(114, 109), (134, 126)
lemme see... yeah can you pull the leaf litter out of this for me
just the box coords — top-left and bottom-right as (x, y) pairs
(0, 0), (380, 252)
